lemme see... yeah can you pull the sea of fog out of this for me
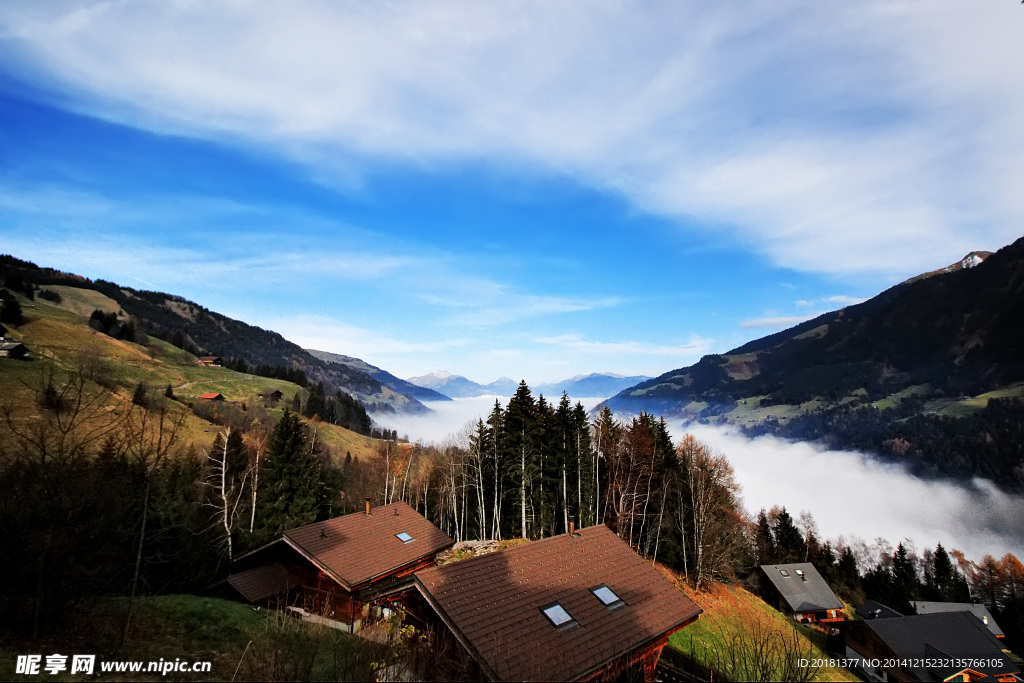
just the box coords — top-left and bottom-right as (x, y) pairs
(375, 398), (1024, 562)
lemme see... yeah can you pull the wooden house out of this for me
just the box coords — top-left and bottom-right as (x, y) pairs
(0, 341), (30, 360)
(841, 611), (1019, 682)
(197, 356), (223, 366)
(413, 525), (702, 682)
(199, 392), (225, 401)
(227, 501), (453, 632)
(759, 563), (845, 623)
(912, 601), (1005, 639)
(258, 389), (284, 402)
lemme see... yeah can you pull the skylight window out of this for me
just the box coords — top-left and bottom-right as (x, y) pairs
(779, 569), (790, 577)
(541, 603), (574, 627)
(395, 532), (414, 543)
(592, 585), (623, 607)
(795, 569), (805, 576)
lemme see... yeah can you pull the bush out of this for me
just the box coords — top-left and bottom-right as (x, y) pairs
(38, 289), (63, 304)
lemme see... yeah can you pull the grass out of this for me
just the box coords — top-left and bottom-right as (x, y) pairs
(664, 579), (859, 682)
(1, 595), (383, 681)
(1, 288), (379, 461)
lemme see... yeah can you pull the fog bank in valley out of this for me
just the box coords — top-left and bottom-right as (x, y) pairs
(376, 400), (1022, 562)
(676, 423), (1024, 563)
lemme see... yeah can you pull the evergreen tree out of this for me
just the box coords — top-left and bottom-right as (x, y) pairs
(892, 543), (920, 613)
(256, 410), (325, 538)
(755, 509), (776, 565)
(772, 508), (805, 564)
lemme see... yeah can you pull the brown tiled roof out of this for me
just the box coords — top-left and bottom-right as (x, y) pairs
(227, 563), (302, 602)
(414, 525), (702, 682)
(282, 502), (454, 591)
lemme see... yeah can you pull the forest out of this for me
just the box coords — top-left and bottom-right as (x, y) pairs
(2, 370), (1022, 655)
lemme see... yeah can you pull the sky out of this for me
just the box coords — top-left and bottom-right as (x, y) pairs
(2, 2), (1023, 384)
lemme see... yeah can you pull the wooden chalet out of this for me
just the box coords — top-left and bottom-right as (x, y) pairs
(228, 501), (453, 632)
(840, 611), (1020, 682)
(413, 524), (702, 682)
(197, 356), (223, 366)
(0, 341), (30, 360)
(258, 389), (284, 402)
(199, 392), (225, 401)
(912, 601), (1005, 639)
(759, 563), (845, 624)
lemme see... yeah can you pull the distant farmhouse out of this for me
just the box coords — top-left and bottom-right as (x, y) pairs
(413, 525), (702, 682)
(0, 341), (30, 360)
(196, 356), (223, 366)
(841, 610), (1019, 682)
(258, 389), (283, 402)
(199, 392), (225, 401)
(227, 501), (453, 633)
(912, 601), (1005, 639)
(759, 563), (845, 624)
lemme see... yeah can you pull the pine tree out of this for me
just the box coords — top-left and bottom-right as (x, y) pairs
(772, 508), (805, 564)
(256, 410), (325, 537)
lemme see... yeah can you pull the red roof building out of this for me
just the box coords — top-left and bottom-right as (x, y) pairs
(199, 392), (224, 401)
(229, 501), (454, 632)
(414, 525), (702, 682)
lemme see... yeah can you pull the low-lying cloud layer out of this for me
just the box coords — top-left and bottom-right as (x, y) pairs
(678, 424), (1024, 563)
(379, 402), (1023, 562)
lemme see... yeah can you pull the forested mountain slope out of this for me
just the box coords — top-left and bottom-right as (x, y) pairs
(603, 236), (1024, 490)
(0, 255), (428, 414)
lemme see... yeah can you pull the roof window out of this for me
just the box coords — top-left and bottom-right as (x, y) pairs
(795, 569), (805, 577)
(395, 532), (414, 543)
(541, 603), (575, 627)
(591, 585), (623, 607)
(779, 569), (790, 577)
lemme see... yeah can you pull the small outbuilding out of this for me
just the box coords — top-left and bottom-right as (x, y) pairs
(414, 524), (702, 682)
(841, 611), (1019, 682)
(0, 341), (30, 360)
(912, 600), (1005, 639)
(197, 356), (223, 366)
(228, 501), (454, 633)
(759, 563), (845, 623)
(258, 389), (284, 402)
(199, 392), (225, 401)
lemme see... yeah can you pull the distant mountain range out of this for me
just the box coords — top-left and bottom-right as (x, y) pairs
(405, 371), (519, 398)
(602, 239), (1024, 490)
(406, 371), (650, 400)
(307, 349), (451, 402)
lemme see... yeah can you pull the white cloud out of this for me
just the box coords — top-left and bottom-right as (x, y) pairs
(534, 333), (712, 358)
(738, 315), (819, 329)
(824, 295), (867, 306)
(2, 2), (1023, 276)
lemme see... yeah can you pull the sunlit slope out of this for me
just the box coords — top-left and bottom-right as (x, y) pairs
(0, 291), (378, 460)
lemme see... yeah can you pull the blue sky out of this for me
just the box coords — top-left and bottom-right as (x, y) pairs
(1, 1), (1022, 384)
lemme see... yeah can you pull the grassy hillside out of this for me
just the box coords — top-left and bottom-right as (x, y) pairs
(662, 576), (858, 682)
(1, 594), (385, 681)
(0, 291), (378, 461)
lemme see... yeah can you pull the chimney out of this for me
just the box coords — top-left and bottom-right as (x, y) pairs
(569, 520), (575, 536)
(365, 497), (371, 516)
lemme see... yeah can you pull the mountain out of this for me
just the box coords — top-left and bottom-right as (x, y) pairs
(405, 371), (520, 398)
(0, 255), (430, 414)
(307, 349), (451, 402)
(535, 373), (651, 399)
(603, 239), (1024, 490)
